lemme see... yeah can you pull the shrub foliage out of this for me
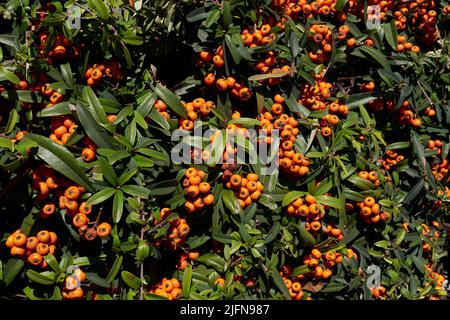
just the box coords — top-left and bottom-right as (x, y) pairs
(0, 0), (449, 300)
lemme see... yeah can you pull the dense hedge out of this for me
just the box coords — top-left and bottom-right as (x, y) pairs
(0, 0), (449, 300)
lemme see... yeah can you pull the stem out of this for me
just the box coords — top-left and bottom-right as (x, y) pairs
(417, 80), (434, 107)
(90, 207), (103, 227)
(139, 210), (147, 300)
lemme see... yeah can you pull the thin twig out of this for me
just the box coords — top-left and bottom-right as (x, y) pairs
(417, 80), (434, 107)
(139, 210), (147, 300)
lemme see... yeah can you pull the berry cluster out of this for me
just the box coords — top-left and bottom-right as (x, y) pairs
(149, 278), (182, 300)
(153, 99), (171, 120)
(63, 268), (86, 300)
(307, 24), (334, 63)
(183, 167), (215, 213)
(356, 196), (390, 224)
(177, 251), (199, 270)
(37, 33), (81, 64)
(370, 286), (387, 299)
(323, 223), (345, 241)
(272, 0), (352, 22)
(303, 248), (344, 280)
(34, 174), (113, 241)
(5, 229), (57, 268)
(357, 170), (381, 187)
(280, 265), (308, 300)
(167, 218), (190, 250)
(381, 149), (405, 171)
(199, 47), (251, 102)
(179, 98), (215, 131)
(85, 61), (122, 86)
(224, 173), (264, 208)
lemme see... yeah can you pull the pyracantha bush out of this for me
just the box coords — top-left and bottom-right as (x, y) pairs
(0, 0), (449, 300)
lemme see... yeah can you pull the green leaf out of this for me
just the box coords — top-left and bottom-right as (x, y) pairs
(59, 210), (81, 242)
(186, 7), (209, 23)
(375, 240), (390, 249)
(152, 83), (187, 118)
(185, 235), (210, 249)
(248, 71), (289, 82)
(121, 271), (142, 289)
(228, 118), (261, 127)
(395, 229), (406, 246)
(182, 264), (193, 298)
(356, 45), (391, 71)
(136, 148), (170, 166)
(87, 273), (109, 288)
(23, 286), (43, 300)
(134, 111), (148, 129)
(412, 256), (426, 274)
(264, 222), (281, 244)
(347, 175), (375, 190)
(51, 287), (62, 300)
(403, 180), (424, 205)
(196, 254), (225, 273)
(315, 195), (344, 210)
(106, 255), (123, 284)
(0, 34), (20, 50)
(282, 191), (307, 207)
(60, 63), (74, 89)
(297, 70), (315, 86)
(204, 9), (221, 28)
(88, 0), (109, 20)
(26, 134), (94, 192)
(240, 203), (257, 224)
(384, 20), (398, 50)
(144, 293), (169, 300)
(112, 190), (124, 223)
(136, 91), (157, 118)
(26, 270), (55, 285)
(44, 254), (61, 273)
(346, 93), (376, 108)
(0, 136), (14, 151)
(411, 132), (426, 170)
(122, 34), (144, 46)
(1, 90), (43, 103)
(3, 259), (24, 287)
(133, 155), (154, 168)
(148, 180), (178, 196)
(271, 271), (291, 300)
(386, 141), (409, 150)
(239, 225), (252, 244)
(0, 67), (20, 84)
(20, 212), (36, 236)
(291, 264), (311, 277)
(335, 0), (348, 11)
(223, 1), (232, 26)
(225, 34), (241, 65)
(368, 249), (384, 257)
(37, 102), (71, 117)
(284, 93), (310, 118)
(75, 103), (117, 148)
(117, 169), (138, 186)
(82, 86), (109, 125)
(321, 282), (347, 293)
(121, 185), (150, 199)
(85, 188), (116, 206)
(98, 157), (118, 186)
(222, 189), (242, 214)
(148, 107), (170, 130)
(297, 225), (316, 246)
(5, 109), (19, 134)
(136, 240), (149, 262)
